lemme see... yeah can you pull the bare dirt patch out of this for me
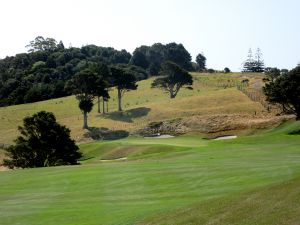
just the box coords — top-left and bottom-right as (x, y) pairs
(138, 114), (294, 137)
(0, 166), (9, 172)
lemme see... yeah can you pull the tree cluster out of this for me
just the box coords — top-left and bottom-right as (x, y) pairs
(130, 43), (193, 75)
(242, 48), (265, 72)
(0, 37), (133, 107)
(0, 37), (196, 107)
(264, 66), (300, 120)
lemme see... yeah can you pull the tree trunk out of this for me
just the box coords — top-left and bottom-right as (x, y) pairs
(169, 85), (176, 99)
(97, 96), (101, 113)
(118, 88), (122, 111)
(83, 111), (88, 129)
(170, 91), (176, 99)
(102, 97), (105, 114)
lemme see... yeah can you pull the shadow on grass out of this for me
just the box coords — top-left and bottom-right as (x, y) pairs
(103, 107), (151, 123)
(86, 127), (129, 140)
(289, 129), (300, 135)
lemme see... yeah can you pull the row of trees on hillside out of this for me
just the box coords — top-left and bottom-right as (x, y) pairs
(66, 60), (193, 128)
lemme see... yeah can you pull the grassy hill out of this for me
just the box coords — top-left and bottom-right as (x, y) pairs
(0, 72), (275, 145)
(0, 121), (299, 225)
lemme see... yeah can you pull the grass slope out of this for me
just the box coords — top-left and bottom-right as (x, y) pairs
(0, 73), (266, 144)
(139, 177), (300, 225)
(0, 121), (299, 225)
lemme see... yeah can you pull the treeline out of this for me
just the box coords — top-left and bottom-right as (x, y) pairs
(0, 36), (198, 106)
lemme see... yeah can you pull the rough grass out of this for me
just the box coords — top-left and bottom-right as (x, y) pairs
(0, 73), (268, 145)
(0, 121), (299, 225)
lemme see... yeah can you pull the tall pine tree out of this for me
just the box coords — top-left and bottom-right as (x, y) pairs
(242, 48), (265, 72)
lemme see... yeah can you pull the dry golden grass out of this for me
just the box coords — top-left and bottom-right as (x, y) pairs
(0, 73), (270, 144)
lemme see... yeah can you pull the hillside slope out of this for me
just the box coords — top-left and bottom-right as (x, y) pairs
(0, 72), (283, 145)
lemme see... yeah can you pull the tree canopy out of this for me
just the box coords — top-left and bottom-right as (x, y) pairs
(3, 111), (81, 168)
(195, 53), (206, 71)
(264, 66), (300, 120)
(0, 37), (132, 107)
(67, 67), (108, 128)
(130, 42), (193, 75)
(151, 61), (193, 99)
(110, 65), (138, 111)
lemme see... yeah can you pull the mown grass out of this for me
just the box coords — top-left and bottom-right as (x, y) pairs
(0, 121), (299, 225)
(0, 73), (266, 145)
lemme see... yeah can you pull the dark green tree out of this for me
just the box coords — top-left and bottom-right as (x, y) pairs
(25, 36), (59, 52)
(89, 63), (110, 113)
(130, 46), (149, 69)
(224, 67), (231, 73)
(3, 111), (81, 168)
(264, 66), (300, 120)
(67, 69), (107, 128)
(264, 67), (281, 82)
(151, 61), (193, 98)
(110, 65), (138, 111)
(164, 43), (192, 70)
(196, 53), (206, 71)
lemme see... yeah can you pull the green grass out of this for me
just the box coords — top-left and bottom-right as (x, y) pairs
(0, 72), (267, 145)
(0, 121), (299, 225)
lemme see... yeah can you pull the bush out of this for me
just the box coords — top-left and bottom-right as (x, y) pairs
(4, 111), (81, 168)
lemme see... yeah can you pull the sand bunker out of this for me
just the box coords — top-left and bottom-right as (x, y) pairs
(214, 135), (237, 140)
(100, 157), (127, 162)
(145, 134), (175, 139)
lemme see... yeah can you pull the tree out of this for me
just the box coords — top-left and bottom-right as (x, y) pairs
(151, 61), (193, 99)
(224, 67), (231, 73)
(264, 67), (281, 82)
(26, 36), (59, 52)
(130, 46), (149, 69)
(3, 111), (81, 168)
(243, 48), (255, 72)
(110, 65), (138, 111)
(89, 63), (110, 113)
(196, 53), (206, 71)
(67, 68), (107, 128)
(243, 48), (265, 72)
(253, 48), (265, 72)
(264, 66), (300, 120)
(164, 43), (192, 70)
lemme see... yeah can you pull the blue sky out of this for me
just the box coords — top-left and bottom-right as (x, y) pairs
(0, 0), (299, 71)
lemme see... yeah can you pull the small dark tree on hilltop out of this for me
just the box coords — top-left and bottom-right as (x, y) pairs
(3, 111), (81, 168)
(151, 61), (193, 99)
(264, 66), (300, 120)
(196, 53), (206, 71)
(224, 67), (231, 73)
(110, 65), (138, 111)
